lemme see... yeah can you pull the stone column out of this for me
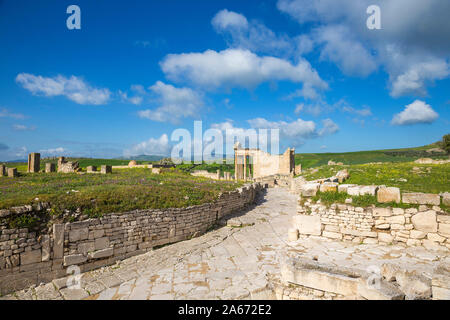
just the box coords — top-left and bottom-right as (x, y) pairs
(216, 169), (221, 180)
(45, 163), (56, 173)
(244, 154), (247, 181)
(101, 165), (112, 174)
(234, 149), (238, 181)
(27, 153), (41, 173)
(53, 224), (64, 259)
(0, 164), (6, 176)
(7, 167), (18, 177)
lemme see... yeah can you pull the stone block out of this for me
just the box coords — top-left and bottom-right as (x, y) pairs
(338, 184), (356, 193)
(347, 186), (360, 196)
(95, 237), (110, 250)
(411, 211), (437, 233)
(427, 233), (445, 243)
(323, 231), (343, 240)
(27, 153), (40, 173)
(410, 230), (427, 239)
(7, 167), (18, 177)
(78, 242), (95, 254)
(438, 223), (450, 236)
(87, 166), (97, 173)
(359, 185), (378, 196)
(378, 233), (393, 243)
(288, 228), (299, 241)
(45, 163), (56, 173)
(385, 215), (405, 225)
(101, 165), (112, 174)
(372, 208), (392, 217)
(442, 192), (450, 206)
(377, 187), (401, 203)
(292, 215), (322, 236)
(69, 228), (89, 242)
(357, 278), (404, 300)
(41, 235), (50, 262)
(88, 248), (114, 259)
(20, 249), (42, 265)
(53, 224), (64, 259)
(402, 193), (440, 206)
(63, 254), (87, 266)
(301, 183), (320, 197)
(320, 182), (338, 193)
(0, 164), (6, 176)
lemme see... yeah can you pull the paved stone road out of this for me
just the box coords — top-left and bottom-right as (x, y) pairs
(3, 188), (449, 300)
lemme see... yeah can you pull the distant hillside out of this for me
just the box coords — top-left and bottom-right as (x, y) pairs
(117, 155), (165, 162)
(296, 142), (448, 169)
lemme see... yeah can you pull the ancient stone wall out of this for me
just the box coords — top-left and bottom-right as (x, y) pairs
(0, 183), (262, 295)
(294, 201), (450, 250)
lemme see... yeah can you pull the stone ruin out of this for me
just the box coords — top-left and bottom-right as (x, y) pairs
(0, 164), (18, 178)
(27, 153), (40, 173)
(57, 157), (81, 173)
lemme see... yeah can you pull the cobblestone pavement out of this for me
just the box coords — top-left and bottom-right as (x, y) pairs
(3, 188), (449, 300)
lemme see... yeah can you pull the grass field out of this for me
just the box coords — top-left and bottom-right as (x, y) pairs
(302, 162), (449, 194)
(295, 142), (448, 169)
(0, 168), (242, 217)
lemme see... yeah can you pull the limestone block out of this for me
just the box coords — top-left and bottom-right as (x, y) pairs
(152, 168), (161, 174)
(377, 187), (401, 203)
(63, 254), (87, 266)
(409, 230), (427, 239)
(411, 211), (437, 233)
(385, 215), (405, 225)
(45, 163), (56, 173)
(0, 164), (6, 176)
(301, 183), (320, 197)
(322, 231), (342, 240)
(20, 249), (42, 265)
(378, 233), (393, 243)
(288, 228), (299, 241)
(95, 237), (110, 250)
(359, 185), (378, 196)
(357, 278), (404, 300)
(427, 233), (445, 243)
(88, 248), (113, 259)
(442, 192), (450, 206)
(27, 153), (40, 173)
(402, 193), (440, 206)
(406, 239), (421, 246)
(78, 242), (95, 254)
(338, 184), (356, 193)
(320, 182), (338, 193)
(335, 169), (349, 183)
(41, 235), (50, 262)
(292, 215), (322, 236)
(53, 224), (64, 259)
(347, 186), (360, 196)
(7, 167), (18, 177)
(87, 166), (97, 173)
(438, 223), (450, 236)
(372, 208), (392, 217)
(69, 228), (89, 242)
(432, 286), (450, 300)
(101, 165), (112, 174)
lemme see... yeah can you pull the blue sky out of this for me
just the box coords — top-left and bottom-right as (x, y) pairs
(0, 0), (449, 161)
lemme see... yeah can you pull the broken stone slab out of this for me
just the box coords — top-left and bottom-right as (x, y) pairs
(359, 185), (379, 196)
(300, 183), (320, 197)
(63, 254), (87, 266)
(288, 228), (299, 241)
(357, 278), (404, 300)
(377, 187), (401, 204)
(20, 249), (42, 265)
(320, 182), (338, 193)
(87, 166), (97, 173)
(88, 248), (114, 259)
(292, 215), (322, 236)
(411, 210), (437, 233)
(402, 192), (441, 206)
(335, 169), (349, 183)
(281, 258), (361, 297)
(338, 184), (356, 193)
(0, 164), (6, 176)
(442, 192), (450, 206)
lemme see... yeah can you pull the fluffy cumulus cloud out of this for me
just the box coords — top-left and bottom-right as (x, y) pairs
(161, 48), (327, 98)
(124, 134), (171, 157)
(16, 73), (111, 105)
(391, 100), (439, 126)
(137, 81), (204, 123)
(277, 0), (450, 96)
(119, 85), (145, 105)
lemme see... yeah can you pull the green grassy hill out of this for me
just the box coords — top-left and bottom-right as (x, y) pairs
(295, 142), (448, 169)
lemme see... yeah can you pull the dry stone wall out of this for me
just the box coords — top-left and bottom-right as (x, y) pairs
(0, 183), (262, 295)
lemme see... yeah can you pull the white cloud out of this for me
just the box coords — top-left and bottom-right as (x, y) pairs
(124, 134), (171, 157)
(391, 100), (438, 125)
(39, 147), (66, 156)
(0, 108), (26, 119)
(137, 81), (204, 123)
(161, 48), (327, 97)
(16, 73), (111, 105)
(277, 0), (450, 96)
(319, 118), (339, 136)
(12, 124), (36, 131)
(212, 9), (248, 30)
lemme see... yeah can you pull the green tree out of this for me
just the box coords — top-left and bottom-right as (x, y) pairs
(442, 134), (450, 154)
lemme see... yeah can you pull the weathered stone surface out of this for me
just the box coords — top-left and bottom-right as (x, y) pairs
(27, 153), (40, 173)
(395, 271), (432, 300)
(88, 248), (113, 259)
(402, 193), (440, 206)
(322, 231), (343, 240)
(442, 192), (450, 206)
(95, 237), (110, 250)
(378, 233), (393, 243)
(20, 249), (41, 265)
(347, 186), (360, 196)
(292, 215), (321, 236)
(427, 233), (446, 243)
(69, 228), (89, 242)
(320, 182), (338, 193)
(288, 228), (299, 241)
(300, 183), (320, 197)
(377, 187), (401, 204)
(41, 235), (50, 262)
(45, 163), (56, 173)
(87, 166), (97, 173)
(372, 208), (392, 217)
(410, 230), (427, 239)
(7, 167), (18, 178)
(335, 169), (349, 183)
(411, 211), (437, 233)
(357, 278), (404, 300)
(53, 224), (64, 259)
(101, 165), (112, 174)
(63, 254), (87, 266)
(338, 184), (356, 193)
(385, 215), (405, 225)
(438, 223), (450, 236)
(0, 164), (6, 176)
(359, 185), (378, 196)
